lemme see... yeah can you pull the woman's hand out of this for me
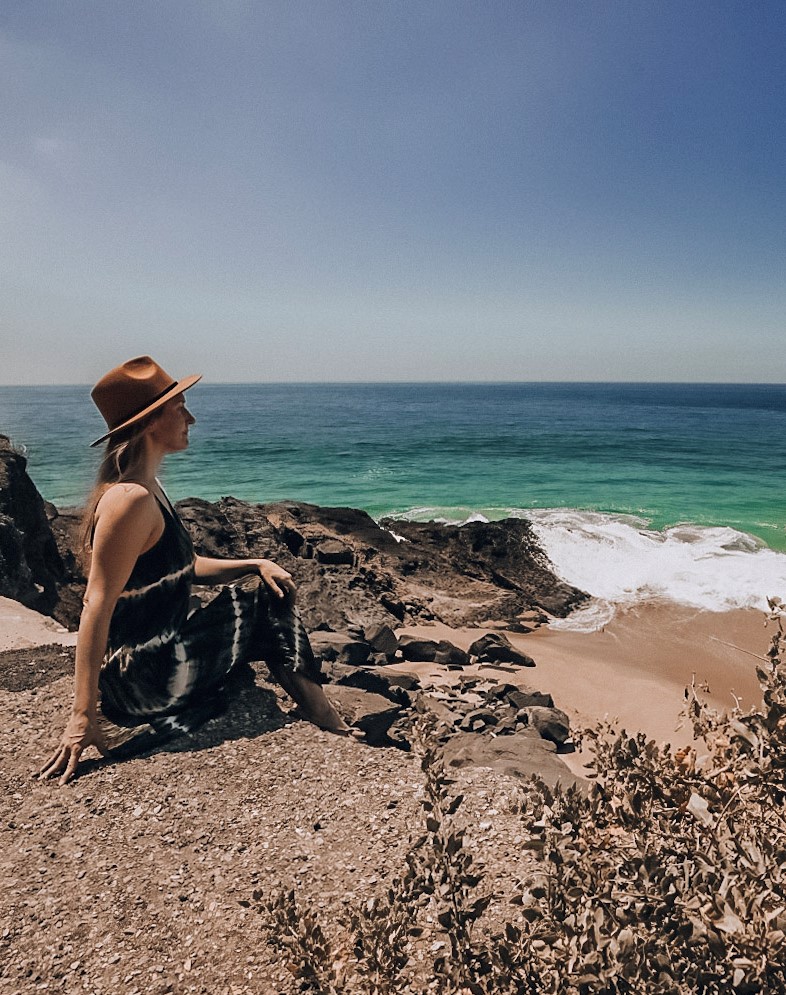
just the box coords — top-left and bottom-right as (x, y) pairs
(255, 559), (296, 599)
(39, 712), (108, 786)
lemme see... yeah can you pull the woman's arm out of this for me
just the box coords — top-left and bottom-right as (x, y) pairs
(39, 484), (161, 785)
(193, 555), (296, 598)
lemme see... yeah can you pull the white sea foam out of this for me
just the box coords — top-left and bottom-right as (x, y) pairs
(389, 504), (786, 633)
(520, 508), (786, 630)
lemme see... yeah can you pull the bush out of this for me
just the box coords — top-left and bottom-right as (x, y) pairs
(258, 601), (786, 993)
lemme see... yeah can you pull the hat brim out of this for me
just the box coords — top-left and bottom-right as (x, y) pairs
(89, 374), (202, 448)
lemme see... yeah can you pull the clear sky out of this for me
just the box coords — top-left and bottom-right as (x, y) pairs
(1, 1), (784, 384)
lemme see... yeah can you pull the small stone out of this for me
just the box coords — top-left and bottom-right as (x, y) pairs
(314, 540), (355, 565)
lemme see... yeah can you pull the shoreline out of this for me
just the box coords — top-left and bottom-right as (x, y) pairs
(395, 604), (770, 778)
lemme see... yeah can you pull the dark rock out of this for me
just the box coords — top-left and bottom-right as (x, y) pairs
(380, 672), (421, 692)
(468, 632), (535, 667)
(484, 682), (519, 701)
(379, 515), (588, 620)
(309, 632), (371, 667)
(10, 459), (587, 636)
(179, 499), (586, 631)
(433, 640), (470, 666)
(0, 435), (67, 616)
(326, 686), (406, 747)
(397, 635), (439, 662)
(314, 539), (355, 566)
(418, 693), (464, 731)
(459, 708), (499, 731)
(440, 729), (582, 789)
(482, 683), (553, 709)
(520, 706), (571, 746)
(363, 622), (398, 656)
(506, 687), (554, 710)
(320, 661), (411, 706)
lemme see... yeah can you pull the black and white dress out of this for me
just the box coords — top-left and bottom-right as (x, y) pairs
(98, 490), (321, 755)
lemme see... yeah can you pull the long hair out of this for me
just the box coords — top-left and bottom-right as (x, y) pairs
(79, 413), (157, 561)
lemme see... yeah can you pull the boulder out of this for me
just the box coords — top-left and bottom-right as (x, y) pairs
(363, 622), (398, 656)
(321, 660), (411, 706)
(433, 640), (470, 666)
(397, 635), (439, 662)
(309, 631), (371, 667)
(440, 729), (581, 789)
(506, 687), (553, 709)
(459, 708), (499, 732)
(379, 671), (421, 692)
(314, 540), (355, 566)
(379, 515), (588, 620)
(482, 683), (554, 709)
(468, 632), (535, 667)
(520, 706), (571, 746)
(326, 685), (407, 747)
(0, 436), (66, 616)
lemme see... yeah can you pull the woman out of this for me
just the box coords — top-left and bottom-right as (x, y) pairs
(40, 356), (353, 785)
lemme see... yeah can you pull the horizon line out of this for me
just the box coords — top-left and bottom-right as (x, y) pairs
(2, 379), (786, 388)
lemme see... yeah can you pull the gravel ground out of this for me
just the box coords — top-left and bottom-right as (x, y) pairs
(2, 660), (539, 995)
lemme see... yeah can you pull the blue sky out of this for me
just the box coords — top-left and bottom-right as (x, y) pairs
(1, 1), (784, 383)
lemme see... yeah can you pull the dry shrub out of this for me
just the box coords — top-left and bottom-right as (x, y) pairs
(259, 601), (786, 993)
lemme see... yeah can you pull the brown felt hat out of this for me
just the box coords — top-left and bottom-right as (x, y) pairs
(90, 355), (202, 447)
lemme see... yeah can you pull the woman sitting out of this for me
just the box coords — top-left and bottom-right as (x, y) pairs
(41, 356), (353, 785)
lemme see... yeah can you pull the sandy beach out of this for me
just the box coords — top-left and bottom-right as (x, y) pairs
(395, 604), (771, 776)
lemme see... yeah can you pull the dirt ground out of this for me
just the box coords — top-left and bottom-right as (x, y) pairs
(1, 656), (539, 995)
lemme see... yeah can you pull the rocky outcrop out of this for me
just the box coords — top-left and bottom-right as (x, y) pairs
(0, 449), (587, 634)
(177, 498), (588, 634)
(0, 436), (66, 616)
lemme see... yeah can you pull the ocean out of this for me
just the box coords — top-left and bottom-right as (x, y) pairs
(2, 382), (785, 628)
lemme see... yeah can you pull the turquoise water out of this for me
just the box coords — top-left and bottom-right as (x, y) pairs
(4, 382), (786, 621)
(1, 381), (784, 547)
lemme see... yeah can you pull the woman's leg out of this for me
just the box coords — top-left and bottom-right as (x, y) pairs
(254, 582), (355, 734)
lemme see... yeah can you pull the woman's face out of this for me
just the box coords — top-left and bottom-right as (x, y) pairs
(147, 394), (196, 453)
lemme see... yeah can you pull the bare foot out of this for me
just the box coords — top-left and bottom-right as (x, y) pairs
(287, 673), (363, 738)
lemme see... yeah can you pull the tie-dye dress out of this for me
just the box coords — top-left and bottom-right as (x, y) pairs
(97, 492), (321, 755)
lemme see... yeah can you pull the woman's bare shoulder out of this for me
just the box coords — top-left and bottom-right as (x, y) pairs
(95, 482), (158, 524)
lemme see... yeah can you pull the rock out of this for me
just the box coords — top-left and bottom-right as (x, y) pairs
(309, 632), (371, 667)
(418, 694), (464, 732)
(16, 468), (587, 636)
(379, 515), (588, 620)
(482, 683), (553, 709)
(506, 687), (553, 710)
(459, 708), (499, 731)
(325, 686), (406, 747)
(468, 632), (535, 667)
(380, 672), (421, 692)
(321, 661), (411, 706)
(363, 622), (398, 656)
(433, 640), (470, 666)
(0, 436), (67, 617)
(314, 540), (355, 566)
(520, 706), (571, 746)
(397, 635), (439, 662)
(440, 730), (581, 788)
